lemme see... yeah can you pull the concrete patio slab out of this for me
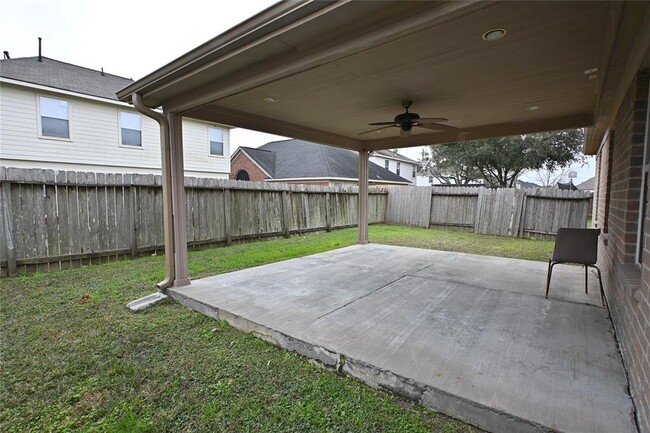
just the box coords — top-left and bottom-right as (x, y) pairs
(169, 244), (636, 433)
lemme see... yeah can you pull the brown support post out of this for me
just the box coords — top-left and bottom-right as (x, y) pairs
(282, 190), (291, 238)
(167, 111), (191, 287)
(358, 150), (369, 244)
(1, 181), (17, 276)
(223, 188), (232, 245)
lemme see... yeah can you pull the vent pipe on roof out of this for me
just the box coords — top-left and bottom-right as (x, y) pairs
(101, 67), (105, 76)
(3, 51), (9, 59)
(38, 37), (42, 62)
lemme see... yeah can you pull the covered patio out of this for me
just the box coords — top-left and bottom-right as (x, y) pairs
(116, 1), (650, 432)
(169, 243), (634, 433)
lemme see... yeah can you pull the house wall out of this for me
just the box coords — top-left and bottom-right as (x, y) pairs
(0, 83), (230, 178)
(229, 151), (268, 182)
(369, 155), (416, 184)
(594, 70), (650, 433)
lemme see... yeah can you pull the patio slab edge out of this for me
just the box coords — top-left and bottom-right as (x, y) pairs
(169, 289), (559, 433)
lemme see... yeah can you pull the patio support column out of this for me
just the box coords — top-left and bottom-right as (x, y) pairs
(166, 111), (191, 287)
(358, 149), (369, 244)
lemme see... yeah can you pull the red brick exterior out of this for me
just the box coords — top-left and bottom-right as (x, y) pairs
(594, 70), (649, 433)
(229, 151), (269, 182)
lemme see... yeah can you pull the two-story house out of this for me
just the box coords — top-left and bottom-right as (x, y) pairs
(369, 149), (417, 185)
(0, 56), (231, 177)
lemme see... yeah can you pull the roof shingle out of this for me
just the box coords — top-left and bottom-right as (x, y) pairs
(0, 56), (133, 101)
(239, 139), (411, 183)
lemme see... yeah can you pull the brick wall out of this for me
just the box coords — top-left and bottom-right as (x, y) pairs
(229, 151), (269, 182)
(594, 70), (649, 433)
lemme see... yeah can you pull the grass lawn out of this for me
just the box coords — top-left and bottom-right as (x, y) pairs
(1, 225), (553, 432)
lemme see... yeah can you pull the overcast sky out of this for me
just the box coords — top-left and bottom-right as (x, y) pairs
(1, 0), (593, 183)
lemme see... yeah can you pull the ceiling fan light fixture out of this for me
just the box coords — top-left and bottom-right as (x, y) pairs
(526, 105), (540, 111)
(482, 28), (507, 41)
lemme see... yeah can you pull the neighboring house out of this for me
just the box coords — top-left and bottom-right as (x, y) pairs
(230, 139), (411, 187)
(577, 177), (595, 192)
(516, 180), (542, 189)
(0, 56), (231, 177)
(369, 149), (417, 185)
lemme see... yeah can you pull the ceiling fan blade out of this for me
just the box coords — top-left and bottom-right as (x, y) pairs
(415, 117), (448, 123)
(368, 122), (398, 126)
(359, 125), (396, 135)
(400, 128), (410, 138)
(418, 123), (458, 132)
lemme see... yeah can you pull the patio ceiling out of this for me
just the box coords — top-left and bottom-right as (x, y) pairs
(117, 1), (650, 154)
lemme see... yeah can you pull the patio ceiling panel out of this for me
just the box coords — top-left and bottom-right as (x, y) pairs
(117, 1), (650, 154)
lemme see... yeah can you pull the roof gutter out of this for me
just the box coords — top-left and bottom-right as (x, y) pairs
(132, 93), (175, 291)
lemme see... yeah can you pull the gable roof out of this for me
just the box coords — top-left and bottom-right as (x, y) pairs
(0, 56), (133, 101)
(577, 177), (595, 190)
(238, 139), (411, 184)
(371, 149), (417, 164)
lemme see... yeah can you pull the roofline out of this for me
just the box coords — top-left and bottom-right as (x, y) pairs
(265, 177), (411, 185)
(1, 77), (233, 129)
(231, 147), (273, 178)
(0, 56), (134, 81)
(370, 151), (418, 164)
(0, 77), (133, 106)
(117, 1), (334, 102)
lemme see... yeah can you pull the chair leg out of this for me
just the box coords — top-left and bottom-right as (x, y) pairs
(584, 265), (589, 294)
(592, 265), (605, 306)
(545, 260), (556, 299)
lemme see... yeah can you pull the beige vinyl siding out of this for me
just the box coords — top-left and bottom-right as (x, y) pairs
(182, 119), (230, 175)
(0, 83), (229, 178)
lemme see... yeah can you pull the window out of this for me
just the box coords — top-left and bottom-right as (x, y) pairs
(384, 159), (389, 169)
(396, 162), (401, 176)
(235, 170), (250, 181)
(429, 176), (434, 184)
(119, 111), (142, 146)
(412, 166), (416, 177)
(209, 127), (224, 156)
(40, 96), (69, 138)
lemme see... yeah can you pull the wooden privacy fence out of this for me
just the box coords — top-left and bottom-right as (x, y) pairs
(387, 186), (592, 238)
(0, 168), (387, 276)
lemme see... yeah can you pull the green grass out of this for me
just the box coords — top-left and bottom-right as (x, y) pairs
(1, 225), (553, 432)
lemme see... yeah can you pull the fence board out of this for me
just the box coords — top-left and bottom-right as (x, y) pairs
(386, 186), (432, 228)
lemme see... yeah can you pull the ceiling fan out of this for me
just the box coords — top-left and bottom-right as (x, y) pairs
(360, 100), (457, 137)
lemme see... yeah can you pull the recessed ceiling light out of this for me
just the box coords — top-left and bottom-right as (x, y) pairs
(263, 96), (279, 103)
(584, 68), (599, 75)
(526, 106), (540, 111)
(482, 28), (507, 41)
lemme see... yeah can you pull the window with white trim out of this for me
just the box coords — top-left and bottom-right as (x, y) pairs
(412, 166), (416, 177)
(209, 127), (224, 156)
(40, 96), (69, 138)
(119, 111), (142, 147)
(396, 162), (401, 176)
(384, 159), (389, 169)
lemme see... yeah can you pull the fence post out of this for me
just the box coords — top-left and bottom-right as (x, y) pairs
(129, 185), (138, 257)
(223, 188), (232, 245)
(281, 190), (291, 238)
(1, 181), (17, 276)
(325, 192), (332, 232)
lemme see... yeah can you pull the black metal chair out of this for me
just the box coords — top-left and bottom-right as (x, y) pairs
(545, 228), (605, 305)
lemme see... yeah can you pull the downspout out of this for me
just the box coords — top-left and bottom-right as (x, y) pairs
(132, 93), (175, 291)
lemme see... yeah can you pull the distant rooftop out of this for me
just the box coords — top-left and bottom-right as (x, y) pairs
(577, 177), (595, 190)
(371, 149), (418, 164)
(0, 56), (133, 101)
(238, 139), (411, 184)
